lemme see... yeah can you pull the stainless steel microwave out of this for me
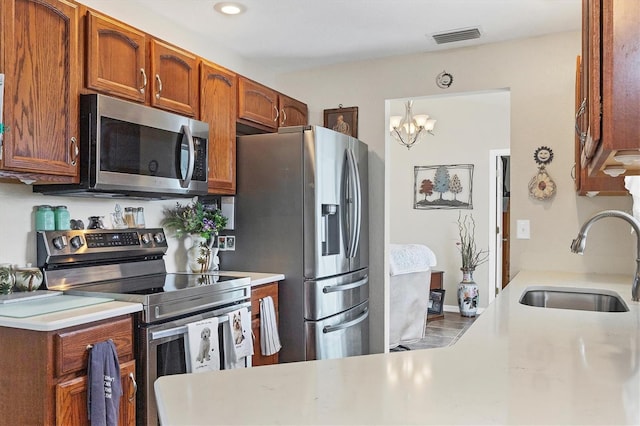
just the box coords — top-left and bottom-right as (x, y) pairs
(34, 94), (209, 199)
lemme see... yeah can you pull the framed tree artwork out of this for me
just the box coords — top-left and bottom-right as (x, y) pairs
(323, 106), (358, 138)
(414, 164), (474, 209)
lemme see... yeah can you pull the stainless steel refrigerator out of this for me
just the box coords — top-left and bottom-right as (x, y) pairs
(222, 125), (369, 362)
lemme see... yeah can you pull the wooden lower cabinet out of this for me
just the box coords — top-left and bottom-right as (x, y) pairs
(250, 281), (280, 366)
(56, 360), (136, 426)
(0, 315), (136, 425)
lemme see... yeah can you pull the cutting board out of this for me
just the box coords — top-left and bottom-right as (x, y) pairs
(0, 290), (63, 304)
(0, 295), (114, 318)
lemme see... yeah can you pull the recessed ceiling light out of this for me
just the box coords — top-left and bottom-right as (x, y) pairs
(214, 2), (246, 15)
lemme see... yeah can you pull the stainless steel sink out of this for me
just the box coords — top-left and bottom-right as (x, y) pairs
(519, 286), (629, 312)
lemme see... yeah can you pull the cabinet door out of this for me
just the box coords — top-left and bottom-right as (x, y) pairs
(200, 60), (237, 194)
(237, 77), (279, 131)
(1, 0), (79, 177)
(279, 94), (308, 127)
(574, 55), (625, 195)
(149, 39), (198, 117)
(581, 0), (601, 168)
(86, 11), (147, 103)
(250, 282), (279, 366)
(56, 360), (136, 426)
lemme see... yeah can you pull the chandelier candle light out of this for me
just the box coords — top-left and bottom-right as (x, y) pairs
(389, 100), (436, 149)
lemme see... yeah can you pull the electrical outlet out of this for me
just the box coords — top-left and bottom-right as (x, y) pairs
(516, 220), (530, 239)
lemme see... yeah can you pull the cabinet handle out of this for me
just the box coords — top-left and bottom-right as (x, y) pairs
(280, 109), (287, 126)
(70, 137), (79, 166)
(273, 105), (279, 123)
(575, 97), (587, 146)
(139, 68), (147, 94)
(155, 74), (163, 100)
(128, 372), (137, 403)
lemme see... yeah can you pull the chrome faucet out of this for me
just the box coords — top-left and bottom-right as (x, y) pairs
(570, 210), (639, 301)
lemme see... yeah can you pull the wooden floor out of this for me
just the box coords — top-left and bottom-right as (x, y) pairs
(391, 311), (477, 351)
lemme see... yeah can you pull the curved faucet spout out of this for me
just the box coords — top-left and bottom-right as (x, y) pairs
(570, 210), (640, 301)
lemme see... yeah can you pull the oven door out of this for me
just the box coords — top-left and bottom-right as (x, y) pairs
(137, 301), (251, 426)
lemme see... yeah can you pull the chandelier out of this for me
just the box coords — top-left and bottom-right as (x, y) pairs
(389, 101), (436, 149)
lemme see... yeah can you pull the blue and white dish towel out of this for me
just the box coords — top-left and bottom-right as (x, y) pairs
(223, 307), (252, 368)
(87, 339), (122, 426)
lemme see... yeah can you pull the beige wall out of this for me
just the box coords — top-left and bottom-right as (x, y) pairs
(389, 91), (510, 309)
(276, 31), (633, 353)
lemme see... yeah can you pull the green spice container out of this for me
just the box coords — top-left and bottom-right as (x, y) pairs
(54, 205), (70, 230)
(35, 205), (55, 231)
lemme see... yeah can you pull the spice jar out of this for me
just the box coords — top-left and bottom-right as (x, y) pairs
(124, 207), (136, 228)
(136, 207), (146, 228)
(35, 205), (55, 231)
(54, 206), (70, 230)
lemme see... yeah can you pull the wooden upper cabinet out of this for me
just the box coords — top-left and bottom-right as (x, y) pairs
(574, 56), (626, 196)
(85, 11), (147, 103)
(0, 0), (79, 178)
(149, 39), (199, 117)
(279, 93), (308, 127)
(200, 60), (237, 194)
(582, 0), (640, 176)
(237, 77), (279, 131)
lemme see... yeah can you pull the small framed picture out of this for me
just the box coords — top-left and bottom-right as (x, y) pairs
(226, 236), (235, 251)
(217, 235), (227, 250)
(323, 106), (358, 138)
(428, 289), (445, 315)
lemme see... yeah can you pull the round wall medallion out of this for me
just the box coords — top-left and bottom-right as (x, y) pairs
(436, 71), (454, 89)
(533, 146), (554, 165)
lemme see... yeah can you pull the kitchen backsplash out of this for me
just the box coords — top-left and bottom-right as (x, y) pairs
(0, 182), (189, 272)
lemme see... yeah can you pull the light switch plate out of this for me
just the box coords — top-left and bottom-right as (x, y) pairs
(516, 219), (530, 239)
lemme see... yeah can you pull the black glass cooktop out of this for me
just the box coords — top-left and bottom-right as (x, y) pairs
(71, 273), (245, 295)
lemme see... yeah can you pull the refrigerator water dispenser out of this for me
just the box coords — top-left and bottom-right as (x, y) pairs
(322, 204), (339, 256)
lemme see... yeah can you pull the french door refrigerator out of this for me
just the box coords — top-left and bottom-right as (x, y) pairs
(223, 125), (369, 362)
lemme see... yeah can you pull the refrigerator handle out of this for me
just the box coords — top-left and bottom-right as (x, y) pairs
(322, 276), (368, 294)
(322, 307), (369, 334)
(346, 148), (362, 258)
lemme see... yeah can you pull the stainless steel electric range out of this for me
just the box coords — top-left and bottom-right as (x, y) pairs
(37, 228), (251, 426)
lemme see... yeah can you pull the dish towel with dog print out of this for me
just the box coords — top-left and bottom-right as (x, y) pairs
(186, 317), (220, 373)
(260, 296), (281, 356)
(87, 339), (122, 426)
(223, 307), (253, 369)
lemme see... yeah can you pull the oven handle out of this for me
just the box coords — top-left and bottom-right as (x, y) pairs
(151, 316), (228, 340)
(150, 301), (249, 340)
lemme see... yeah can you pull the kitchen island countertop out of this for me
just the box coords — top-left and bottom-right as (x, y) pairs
(155, 270), (640, 425)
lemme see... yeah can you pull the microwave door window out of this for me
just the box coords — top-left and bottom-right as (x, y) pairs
(100, 117), (181, 179)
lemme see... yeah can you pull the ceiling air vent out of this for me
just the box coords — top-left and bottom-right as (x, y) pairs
(432, 27), (481, 45)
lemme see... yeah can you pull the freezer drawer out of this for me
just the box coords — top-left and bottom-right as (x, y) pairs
(305, 300), (369, 360)
(304, 268), (368, 320)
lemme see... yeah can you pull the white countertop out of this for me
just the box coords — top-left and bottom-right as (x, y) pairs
(0, 271), (282, 332)
(0, 300), (142, 331)
(154, 270), (640, 425)
(218, 270), (285, 287)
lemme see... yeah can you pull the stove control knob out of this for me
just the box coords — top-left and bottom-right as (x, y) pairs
(52, 235), (68, 250)
(70, 235), (84, 249)
(153, 232), (166, 244)
(141, 233), (152, 245)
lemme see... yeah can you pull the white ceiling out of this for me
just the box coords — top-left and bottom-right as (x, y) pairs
(130, 0), (581, 73)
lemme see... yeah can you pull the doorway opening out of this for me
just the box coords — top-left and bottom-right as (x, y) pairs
(488, 150), (510, 303)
